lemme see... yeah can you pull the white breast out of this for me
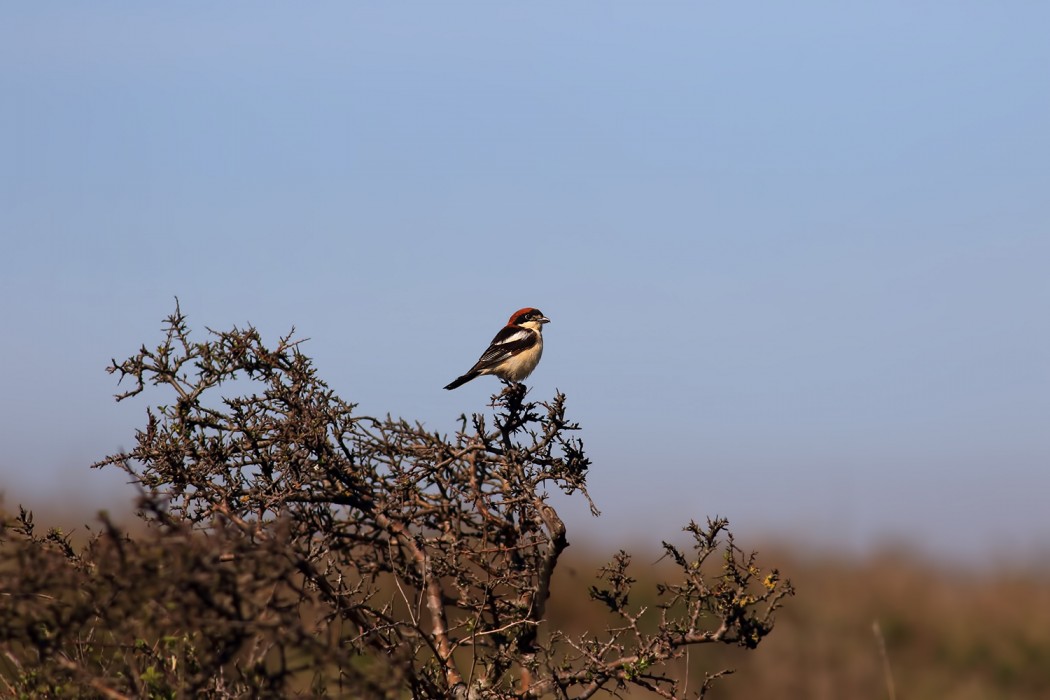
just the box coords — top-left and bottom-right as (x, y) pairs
(495, 333), (543, 381)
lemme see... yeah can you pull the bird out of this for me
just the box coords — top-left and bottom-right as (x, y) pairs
(444, 307), (550, 390)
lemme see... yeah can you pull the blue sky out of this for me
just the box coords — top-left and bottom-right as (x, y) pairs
(2, 3), (1048, 563)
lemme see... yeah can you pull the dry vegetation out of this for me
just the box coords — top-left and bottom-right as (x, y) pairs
(547, 547), (1050, 699)
(1, 307), (790, 698)
(4, 500), (1048, 699)
(2, 305), (1047, 698)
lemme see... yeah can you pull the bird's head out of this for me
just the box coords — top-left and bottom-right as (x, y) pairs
(508, 307), (550, 330)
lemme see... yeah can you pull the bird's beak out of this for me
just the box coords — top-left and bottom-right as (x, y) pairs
(539, 316), (550, 324)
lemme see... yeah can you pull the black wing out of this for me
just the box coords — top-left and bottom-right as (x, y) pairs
(471, 326), (537, 372)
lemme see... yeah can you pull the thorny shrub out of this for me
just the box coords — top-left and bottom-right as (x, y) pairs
(0, 305), (793, 698)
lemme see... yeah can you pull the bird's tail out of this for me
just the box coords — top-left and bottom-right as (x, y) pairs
(444, 370), (480, 390)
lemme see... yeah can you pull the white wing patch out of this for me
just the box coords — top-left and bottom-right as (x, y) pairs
(493, 328), (531, 346)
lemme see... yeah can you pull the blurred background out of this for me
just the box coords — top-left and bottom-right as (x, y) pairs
(2, 3), (1049, 695)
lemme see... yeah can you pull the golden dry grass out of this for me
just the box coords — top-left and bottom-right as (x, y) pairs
(547, 545), (1050, 699)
